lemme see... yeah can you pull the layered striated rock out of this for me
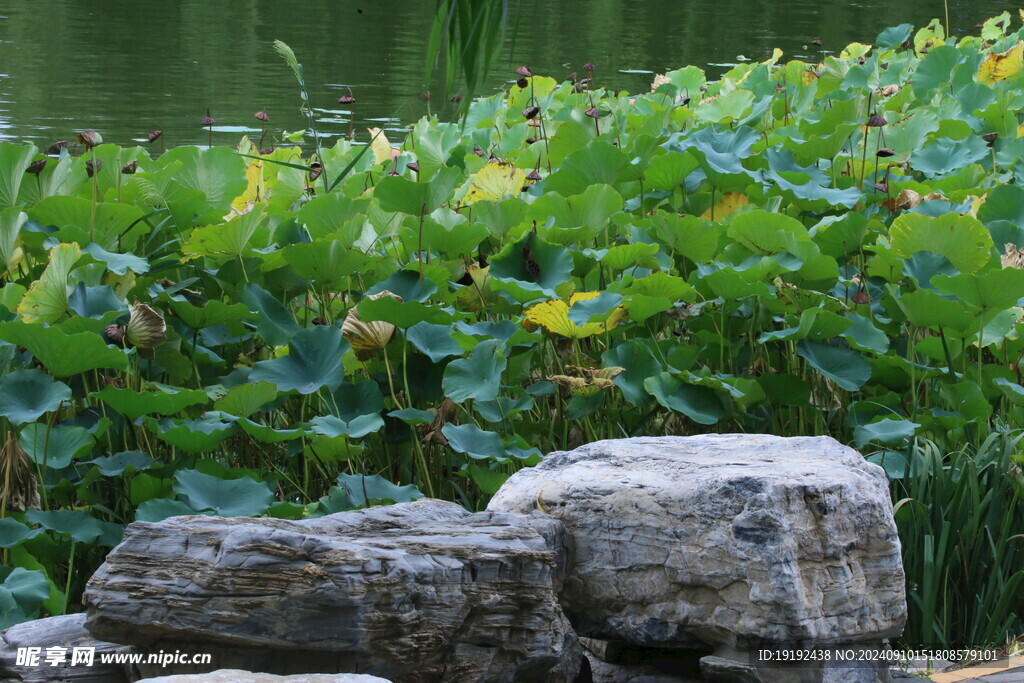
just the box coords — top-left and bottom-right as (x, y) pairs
(488, 435), (906, 681)
(84, 499), (582, 683)
(0, 613), (131, 682)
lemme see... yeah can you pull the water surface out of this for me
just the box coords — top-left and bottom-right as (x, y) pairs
(0, 0), (1012, 147)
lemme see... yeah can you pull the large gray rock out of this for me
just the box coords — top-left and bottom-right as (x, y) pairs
(84, 499), (582, 683)
(138, 671), (390, 682)
(0, 613), (131, 682)
(487, 435), (906, 665)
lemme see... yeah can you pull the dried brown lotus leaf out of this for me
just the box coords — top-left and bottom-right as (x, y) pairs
(342, 290), (402, 361)
(126, 302), (167, 349)
(0, 433), (40, 513)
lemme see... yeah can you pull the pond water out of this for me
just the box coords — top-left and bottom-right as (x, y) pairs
(0, 0), (1013, 148)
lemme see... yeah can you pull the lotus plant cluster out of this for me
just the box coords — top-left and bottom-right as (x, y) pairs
(0, 15), (1020, 644)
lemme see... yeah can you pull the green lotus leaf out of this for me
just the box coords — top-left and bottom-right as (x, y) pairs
(0, 519), (40, 548)
(758, 309), (851, 343)
(25, 509), (102, 543)
(213, 381), (278, 418)
(568, 292), (624, 325)
(443, 339), (506, 403)
(893, 288), (974, 333)
(135, 498), (215, 523)
(67, 283), (127, 320)
(81, 243), (150, 275)
(471, 198), (528, 240)
(146, 415), (236, 453)
(910, 137), (988, 179)
(901, 251), (958, 290)
(468, 464), (509, 495)
(442, 423), (507, 460)
(388, 408), (435, 425)
(597, 243), (659, 272)
(0, 321), (128, 377)
(160, 146), (248, 213)
(375, 166), (461, 215)
(415, 209), (488, 256)
(866, 451), (912, 480)
(0, 143), (35, 209)
(95, 385), (209, 419)
(296, 192), (371, 241)
(313, 486), (356, 516)
(529, 185), (624, 243)
(0, 370), (72, 425)
(932, 269), (1024, 310)
(489, 234), (573, 302)
(811, 214), (870, 258)
(756, 373), (812, 407)
(238, 283), (300, 346)
(237, 418), (311, 443)
(666, 125), (760, 191)
(183, 208), (266, 259)
(334, 473), (424, 507)
(703, 267), (773, 300)
(250, 326), (349, 394)
(168, 299), (255, 330)
(911, 46), (964, 98)
(86, 451), (155, 476)
(282, 241), (372, 288)
(645, 152), (700, 192)
(940, 381), (992, 422)
(889, 213), (993, 274)
(310, 414), (384, 440)
(977, 185), (1024, 227)
(648, 213), (720, 263)
(173, 469), (274, 517)
(854, 418), (921, 448)
(20, 423), (93, 469)
(367, 269), (438, 303)
(0, 567), (50, 626)
(643, 372), (725, 425)
(406, 322), (464, 362)
(28, 196), (144, 249)
(603, 341), (660, 406)
(796, 341), (870, 391)
(876, 23), (913, 49)
(357, 297), (454, 328)
(842, 313), (889, 354)
(993, 377), (1024, 405)
(544, 141), (630, 196)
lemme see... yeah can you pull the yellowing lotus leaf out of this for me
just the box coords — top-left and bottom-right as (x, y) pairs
(523, 291), (627, 339)
(367, 127), (393, 165)
(840, 43), (872, 60)
(342, 290), (401, 360)
(762, 48), (784, 67)
(18, 243), (81, 324)
(978, 41), (1024, 85)
(230, 158), (265, 215)
(463, 162), (526, 204)
(701, 192), (749, 220)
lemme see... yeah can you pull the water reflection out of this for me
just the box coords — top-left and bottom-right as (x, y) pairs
(0, 0), (1013, 147)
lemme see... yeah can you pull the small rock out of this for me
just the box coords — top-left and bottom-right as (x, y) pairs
(0, 613), (131, 682)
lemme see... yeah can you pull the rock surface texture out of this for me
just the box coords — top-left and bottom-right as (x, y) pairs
(83, 499), (582, 683)
(0, 613), (131, 682)
(137, 671), (391, 683)
(488, 435), (906, 681)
